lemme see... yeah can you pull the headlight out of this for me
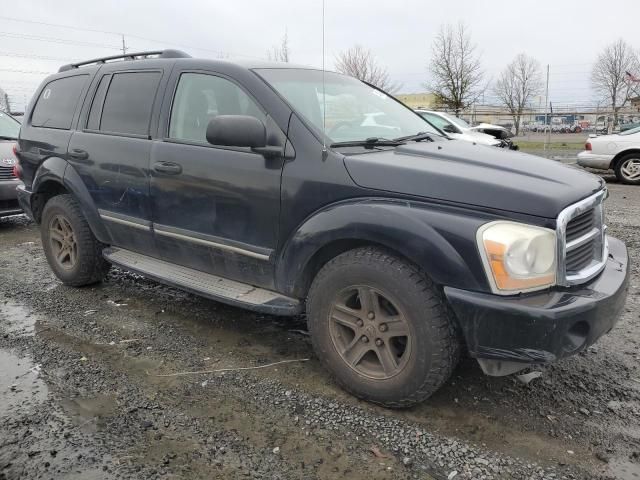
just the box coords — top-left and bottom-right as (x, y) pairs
(477, 221), (556, 295)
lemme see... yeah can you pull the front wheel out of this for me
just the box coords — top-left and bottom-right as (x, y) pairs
(41, 194), (111, 286)
(307, 247), (460, 408)
(614, 154), (640, 185)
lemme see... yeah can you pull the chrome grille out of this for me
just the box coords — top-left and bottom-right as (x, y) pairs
(557, 190), (607, 286)
(0, 165), (16, 180)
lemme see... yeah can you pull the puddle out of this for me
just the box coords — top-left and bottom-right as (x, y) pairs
(61, 394), (118, 430)
(609, 460), (640, 479)
(0, 300), (39, 336)
(0, 349), (48, 417)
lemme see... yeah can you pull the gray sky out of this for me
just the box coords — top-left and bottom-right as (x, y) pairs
(2, 0), (639, 111)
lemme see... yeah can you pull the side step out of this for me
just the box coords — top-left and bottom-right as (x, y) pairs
(103, 247), (302, 315)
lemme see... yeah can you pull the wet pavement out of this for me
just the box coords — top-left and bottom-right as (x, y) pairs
(0, 176), (639, 479)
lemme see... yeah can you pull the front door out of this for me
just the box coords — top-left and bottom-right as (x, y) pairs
(150, 71), (285, 288)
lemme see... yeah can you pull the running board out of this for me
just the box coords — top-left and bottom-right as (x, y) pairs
(103, 247), (302, 315)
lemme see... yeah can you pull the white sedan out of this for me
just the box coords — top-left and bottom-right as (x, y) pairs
(577, 126), (640, 185)
(415, 110), (503, 147)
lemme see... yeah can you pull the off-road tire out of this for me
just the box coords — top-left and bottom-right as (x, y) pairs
(614, 153), (640, 185)
(307, 247), (460, 408)
(41, 194), (111, 286)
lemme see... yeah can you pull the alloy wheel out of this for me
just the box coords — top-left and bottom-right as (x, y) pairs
(620, 157), (640, 182)
(328, 285), (412, 380)
(49, 214), (78, 270)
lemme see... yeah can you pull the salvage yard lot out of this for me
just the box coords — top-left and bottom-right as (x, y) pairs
(0, 173), (639, 479)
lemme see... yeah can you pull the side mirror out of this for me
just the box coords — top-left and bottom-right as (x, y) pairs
(443, 124), (457, 134)
(206, 115), (267, 148)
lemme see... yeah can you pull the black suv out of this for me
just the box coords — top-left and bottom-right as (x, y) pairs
(15, 50), (629, 407)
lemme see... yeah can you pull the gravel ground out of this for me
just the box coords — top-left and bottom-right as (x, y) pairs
(0, 172), (639, 480)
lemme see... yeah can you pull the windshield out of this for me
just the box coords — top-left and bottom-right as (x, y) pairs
(256, 68), (440, 144)
(0, 112), (20, 139)
(441, 112), (470, 128)
(620, 125), (640, 136)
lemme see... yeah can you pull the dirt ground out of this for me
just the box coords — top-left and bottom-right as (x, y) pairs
(0, 169), (639, 480)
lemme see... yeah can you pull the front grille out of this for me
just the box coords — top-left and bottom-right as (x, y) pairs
(0, 165), (16, 180)
(558, 190), (607, 286)
(566, 209), (595, 242)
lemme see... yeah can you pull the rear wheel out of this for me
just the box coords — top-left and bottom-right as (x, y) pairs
(41, 194), (110, 286)
(614, 153), (640, 185)
(307, 247), (460, 408)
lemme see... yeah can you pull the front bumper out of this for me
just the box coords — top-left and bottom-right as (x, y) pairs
(0, 179), (22, 217)
(577, 151), (613, 170)
(445, 236), (629, 371)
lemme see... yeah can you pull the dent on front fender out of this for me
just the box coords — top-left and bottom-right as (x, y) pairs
(276, 198), (495, 297)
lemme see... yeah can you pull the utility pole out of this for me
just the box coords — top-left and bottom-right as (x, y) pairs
(544, 64), (550, 151)
(121, 35), (127, 55)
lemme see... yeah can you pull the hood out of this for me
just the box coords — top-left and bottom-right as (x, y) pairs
(456, 131), (500, 146)
(344, 141), (603, 218)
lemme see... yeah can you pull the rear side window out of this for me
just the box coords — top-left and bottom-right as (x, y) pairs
(86, 75), (111, 131)
(98, 71), (161, 136)
(31, 75), (88, 129)
(169, 73), (265, 143)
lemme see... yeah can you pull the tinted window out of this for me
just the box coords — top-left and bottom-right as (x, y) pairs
(31, 75), (88, 129)
(100, 71), (161, 136)
(86, 75), (111, 131)
(169, 73), (264, 143)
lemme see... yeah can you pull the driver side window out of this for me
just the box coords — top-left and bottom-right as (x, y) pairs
(169, 73), (265, 143)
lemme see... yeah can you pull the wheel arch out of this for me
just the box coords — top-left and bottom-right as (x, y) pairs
(276, 199), (491, 299)
(31, 158), (110, 244)
(611, 149), (640, 169)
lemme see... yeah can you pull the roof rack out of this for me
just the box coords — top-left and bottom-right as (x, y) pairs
(58, 49), (191, 72)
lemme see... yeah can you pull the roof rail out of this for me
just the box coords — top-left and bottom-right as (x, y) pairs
(58, 49), (191, 72)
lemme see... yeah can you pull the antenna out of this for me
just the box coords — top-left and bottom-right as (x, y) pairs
(321, 0), (327, 152)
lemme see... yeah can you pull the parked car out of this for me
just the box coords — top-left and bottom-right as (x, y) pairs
(468, 123), (518, 150)
(578, 126), (640, 184)
(0, 111), (22, 217)
(414, 110), (504, 147)
(15, 50), (629, 407)
(620, 121), (640, 132)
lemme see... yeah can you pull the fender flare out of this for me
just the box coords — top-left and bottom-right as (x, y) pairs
(31, 157), (110, 244)
(276, 198), (492, 297)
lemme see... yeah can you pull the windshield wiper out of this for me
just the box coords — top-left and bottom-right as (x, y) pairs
(393, 132), (436, 142)
(0, 135), (17, 141)
(329, 137), (405, 149)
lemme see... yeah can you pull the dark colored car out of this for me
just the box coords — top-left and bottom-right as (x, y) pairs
(15, 50), (629, 407)
(0, 111), (22, 217)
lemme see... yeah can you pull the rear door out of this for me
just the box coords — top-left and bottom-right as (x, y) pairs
(150, 70), (285, 288)
(68, 68), (164, 255)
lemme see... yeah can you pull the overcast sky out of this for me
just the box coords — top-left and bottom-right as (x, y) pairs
(2, 0), (639, 111)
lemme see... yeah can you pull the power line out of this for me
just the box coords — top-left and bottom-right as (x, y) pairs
(0, 51), (79, 62)
(0, 16), (265, 60)
(0, 67), (52, 75)
(0, 31), (120, 50)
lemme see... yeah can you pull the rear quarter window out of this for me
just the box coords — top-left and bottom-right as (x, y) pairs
(31, 75), (89, 129)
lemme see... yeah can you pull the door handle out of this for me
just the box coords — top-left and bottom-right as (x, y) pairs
(153, 161), (182, 175)
(68, 149), (89, 161)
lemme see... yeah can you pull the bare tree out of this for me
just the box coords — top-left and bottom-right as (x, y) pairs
(592, 39), (640, 128)
(428, 23), (484, 115)
(493, 53), (543, 136)
(0, 87), (9, 113)
(334, 45), (400, 93)
(267, 31), (290, 63)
